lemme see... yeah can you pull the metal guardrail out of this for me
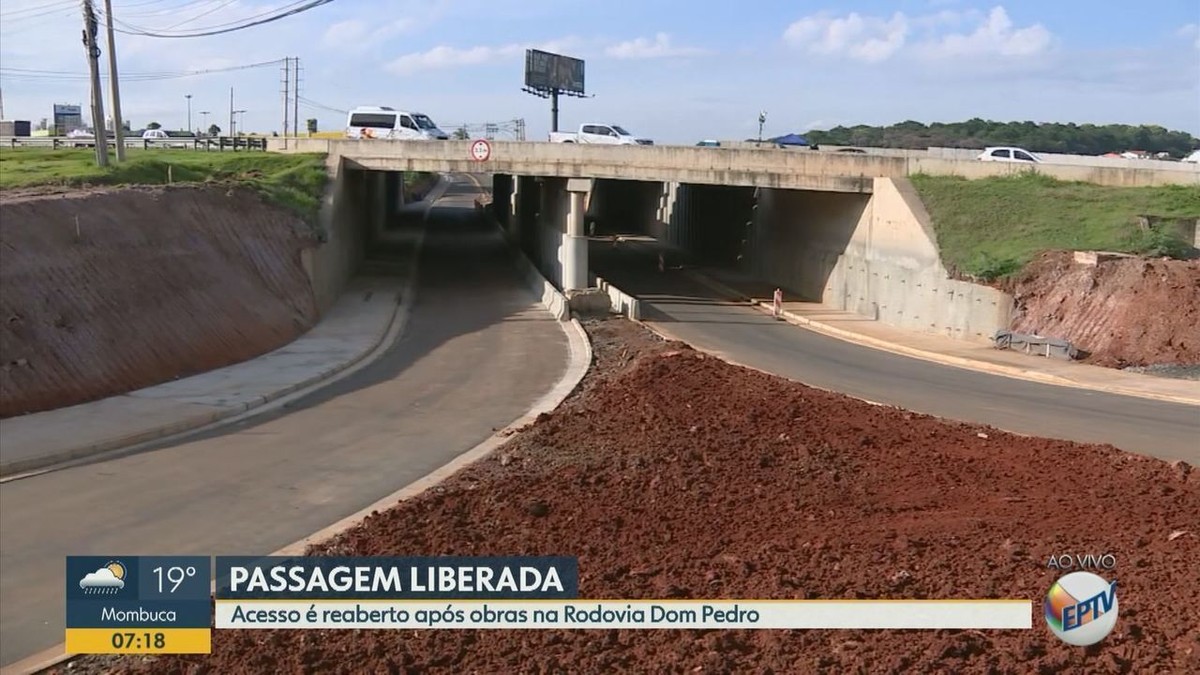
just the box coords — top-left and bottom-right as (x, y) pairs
(993, 329), (1079, 361)
(0, 136), (267, 151)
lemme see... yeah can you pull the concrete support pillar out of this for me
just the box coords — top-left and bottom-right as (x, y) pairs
(491, 174), (513, 233)
(517, 176), (539, 264)
(562, 178), (590, 292)
(392, 172), (405, 208)
(371, 171), (388, 238)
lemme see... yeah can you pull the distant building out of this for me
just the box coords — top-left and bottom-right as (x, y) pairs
(52, 103), (83, 135)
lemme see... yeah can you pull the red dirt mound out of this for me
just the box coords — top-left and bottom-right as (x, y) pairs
(1008, 250), (1200, 368)
(0, 185), (318, 417)
(68, 319), (1200, 674)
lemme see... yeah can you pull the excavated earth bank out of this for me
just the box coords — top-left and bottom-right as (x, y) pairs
(0, 185), (318, 417)
(1008, 251), (1200, 369)
(67, 318), (1199, 674)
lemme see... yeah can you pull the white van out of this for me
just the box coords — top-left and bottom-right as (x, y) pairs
(345, 106), (449, 140)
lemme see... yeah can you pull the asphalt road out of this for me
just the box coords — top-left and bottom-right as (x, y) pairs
(590, 246), (1199, 463)
(0, 176), (570, 667)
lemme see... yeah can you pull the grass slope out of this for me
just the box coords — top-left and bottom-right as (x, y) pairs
(911, 173), (1200, 279)
(0, 148), (329, 220)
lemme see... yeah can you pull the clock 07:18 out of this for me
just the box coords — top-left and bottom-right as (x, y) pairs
(111, 631), (166, 649)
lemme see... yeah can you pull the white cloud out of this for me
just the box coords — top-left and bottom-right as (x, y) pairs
(385, 37), (585, 74)
(604, 33), (705, 59)
(320, 9), (432, 51)
(1179, 23), (1200, 50)
(918, 7), (1052, 59)
(782, 5), (1052, 63)
(321, 19), (369, 47)
(783, 12), (909, 63)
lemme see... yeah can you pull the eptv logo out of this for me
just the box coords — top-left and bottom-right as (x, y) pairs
(1043, 554), (1118, 646)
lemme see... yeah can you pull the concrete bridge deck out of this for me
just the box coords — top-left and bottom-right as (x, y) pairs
(270, 138), (1200, 190)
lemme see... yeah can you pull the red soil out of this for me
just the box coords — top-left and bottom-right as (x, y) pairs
(67, 318), (1200, 674)
(1008, 251), (1200, 368)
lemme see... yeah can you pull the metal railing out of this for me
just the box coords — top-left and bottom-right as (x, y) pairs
(0, 136), (268, 151)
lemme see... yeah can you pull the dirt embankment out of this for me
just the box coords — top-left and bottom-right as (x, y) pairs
(73, 318), (1200, 674)
(0, 185), (319, 417)
(1007, 251), (1200, 368)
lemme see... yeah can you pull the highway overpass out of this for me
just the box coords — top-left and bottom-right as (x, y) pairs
(277, 138), (1197, 353)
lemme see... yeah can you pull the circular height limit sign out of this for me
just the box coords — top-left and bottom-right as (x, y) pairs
(470, 139), (492, 162)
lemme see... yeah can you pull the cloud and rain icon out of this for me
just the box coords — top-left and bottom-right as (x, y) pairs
(79, 560), (126, 594)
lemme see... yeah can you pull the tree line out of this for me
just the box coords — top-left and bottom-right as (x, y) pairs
(804, 119), (1199, 157)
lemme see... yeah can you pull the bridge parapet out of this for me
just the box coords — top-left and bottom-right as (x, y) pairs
(268, 138), (1199, 189)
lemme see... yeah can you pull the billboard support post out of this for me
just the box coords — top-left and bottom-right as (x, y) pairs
(551, 90), (559, 133)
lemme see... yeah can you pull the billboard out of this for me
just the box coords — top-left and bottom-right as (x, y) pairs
(53, 103), (83, 135)
(524, 49), (585, 95)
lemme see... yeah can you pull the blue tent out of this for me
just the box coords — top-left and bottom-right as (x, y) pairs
(774, 133), (808, 146)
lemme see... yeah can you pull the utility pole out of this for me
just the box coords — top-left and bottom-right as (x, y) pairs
(281, 58), (289, 137)
(81, 0), (109, 166)
(102, 0), (125, 160)
(292, 57), (300, 137)
(185, 94), (192, 133)
(228, 86), (234, 137)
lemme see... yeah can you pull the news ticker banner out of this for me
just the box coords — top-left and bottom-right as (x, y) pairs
(66, 555), (1032, 654)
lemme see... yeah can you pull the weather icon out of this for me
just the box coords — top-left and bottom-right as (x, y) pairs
(79, 560), (126, 594)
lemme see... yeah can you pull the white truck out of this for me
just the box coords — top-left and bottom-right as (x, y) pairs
(549, 123), (653, 145)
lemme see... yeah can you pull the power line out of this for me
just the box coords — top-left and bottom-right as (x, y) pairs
(109, 0), (333, 38)
(158, 0), (240, 31)
(0, 58), (285, 82)
(0, 0), (77, 20)
(297, 96), (345, 115)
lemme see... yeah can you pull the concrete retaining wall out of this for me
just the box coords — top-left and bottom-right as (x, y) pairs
(746, 177), (1013, 341)
(302, 157), (369, 316)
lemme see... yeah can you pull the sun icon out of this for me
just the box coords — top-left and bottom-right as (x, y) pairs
(105, 561), (126, 581)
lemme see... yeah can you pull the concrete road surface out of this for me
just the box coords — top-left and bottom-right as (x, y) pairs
(0, 176), (569, 666)
(590, 249), (1199, 463)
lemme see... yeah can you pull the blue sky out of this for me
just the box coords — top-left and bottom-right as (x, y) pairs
(1, 0), (1198, 142)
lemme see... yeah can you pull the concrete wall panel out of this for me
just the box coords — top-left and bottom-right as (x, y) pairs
(271, 138), (1199, 189)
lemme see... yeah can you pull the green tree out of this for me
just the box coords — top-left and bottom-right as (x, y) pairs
(452, 126), (469, 140)
(146, 121), (161, 130)
(207, 124), (221, 137)
(804, 119), (1199, 157)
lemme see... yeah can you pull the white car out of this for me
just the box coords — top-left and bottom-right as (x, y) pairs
(977, 146), (1041, 163)
(549, 123), (653, 145)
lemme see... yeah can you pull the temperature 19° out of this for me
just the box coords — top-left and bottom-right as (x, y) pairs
(153, 565), (197, 593)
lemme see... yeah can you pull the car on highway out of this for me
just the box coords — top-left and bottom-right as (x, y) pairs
(697, 140), (721, 147)
(141, 128), (195, 148)
(550, 123), (653, 145)
(345, 106), (449, 140)
(977, 146), (1041, 163)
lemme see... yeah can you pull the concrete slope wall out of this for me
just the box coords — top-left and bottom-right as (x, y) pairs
(304, 158), (370, 314)
(0, 186), (319, 417)
(748, 178), (1013, 341)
